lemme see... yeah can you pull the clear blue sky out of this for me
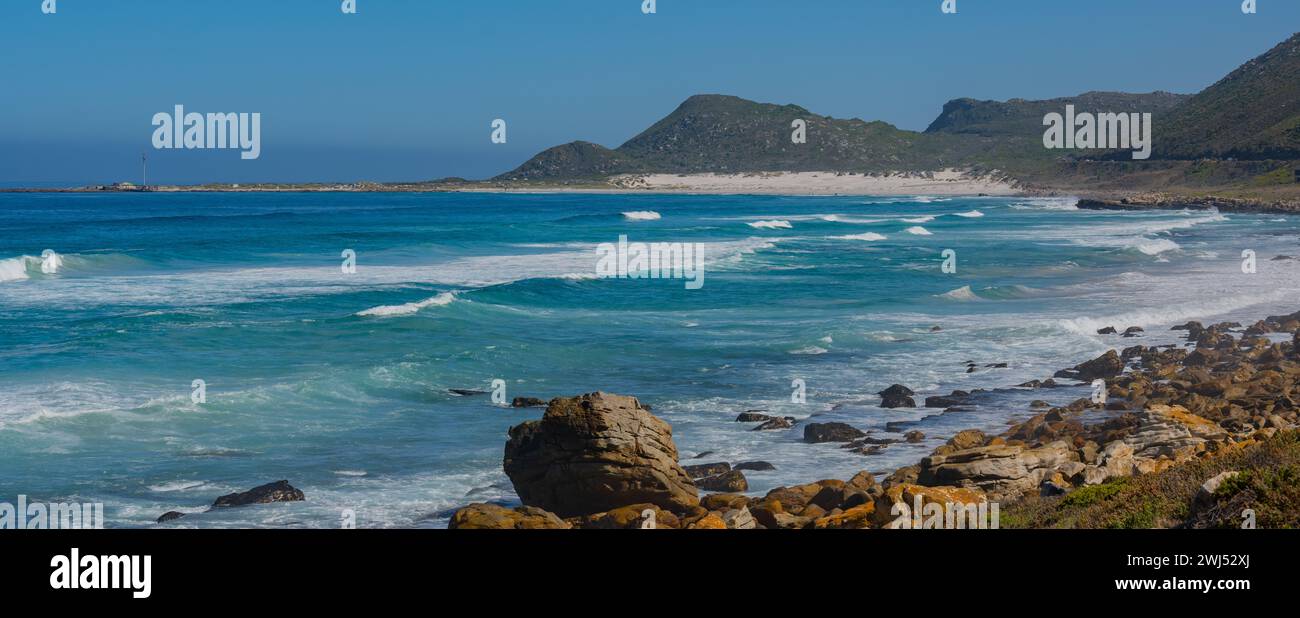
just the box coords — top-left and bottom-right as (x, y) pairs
(1, 0), (1296, 184)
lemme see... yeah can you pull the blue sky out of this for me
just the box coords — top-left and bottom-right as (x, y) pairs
(1, 0), (1296, 184)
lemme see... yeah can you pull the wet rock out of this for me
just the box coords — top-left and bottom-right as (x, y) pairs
(503, 392), (698, 517)
(878, 384), (917, 408)
(1097, 326), (1117, 335)
(156, 511), (185, 523)
(683, 462), (731, 479)
(734, 461), (776, 472)
(754, 417), (794, 431)
(924, 391), (969, 408)
(1122, 326), (1145, 338)
(904, 430), (926, 443)
(449, 503), (571, 529)
(736, 411), (772, 422)
(212, 480), (305, 508)
(804, 422), (867, 443)
(696, 470), (748, 492)
(448, 388), (487, 396)
(511, 397), (547, 408)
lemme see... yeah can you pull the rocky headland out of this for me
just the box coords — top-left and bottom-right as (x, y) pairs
(450, 309), (1300, 530)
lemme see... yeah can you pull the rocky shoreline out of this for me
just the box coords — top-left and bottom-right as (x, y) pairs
(451, 309), (1300, 529)
(1077, 193), (1300, 215)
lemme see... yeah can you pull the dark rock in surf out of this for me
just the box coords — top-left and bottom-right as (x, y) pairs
(878, 384), (917, 408)
(804, 422), (867, 443)
(683, 462), (731, 479)
(212, 480), (305, 508)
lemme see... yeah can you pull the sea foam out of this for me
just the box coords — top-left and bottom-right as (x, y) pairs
(357, 292), (459, 317)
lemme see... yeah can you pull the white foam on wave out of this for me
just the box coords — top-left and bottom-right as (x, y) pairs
(953, 210), (984, 218)
(902, 215), (935, 224)
(832, 232), (887, 241)
(748, 220), (793, 230)
(0, 256), (32, 282)
(622, 211), (661, 221)
(1008, 197), (1080, 210)
(1136, 239), (1180, 256)
(357, 291), (459, 317)
(905, 226), (933, 236)
(1058, 287), (1296, 336)
(937, 285), (980, 301)
(789, 346), (828, 355)
(148, 480), (206, 492)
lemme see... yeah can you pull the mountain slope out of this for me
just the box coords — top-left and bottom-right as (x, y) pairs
(926, 91), (1189, 137)
(1157, 32), (1300, 159)
(493, 32), (1300, 181)
(495, 95), (986, 181)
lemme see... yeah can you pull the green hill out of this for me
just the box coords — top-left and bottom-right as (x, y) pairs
(494, 32), (1300, 186)
(1156, 32), (1300, 160)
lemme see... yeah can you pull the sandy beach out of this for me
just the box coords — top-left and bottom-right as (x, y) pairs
(602, 170), (1022, 196)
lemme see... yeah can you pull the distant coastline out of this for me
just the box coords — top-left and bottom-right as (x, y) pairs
(8, 172), (1300, 215)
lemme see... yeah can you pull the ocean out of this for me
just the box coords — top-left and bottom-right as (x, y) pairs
(2, 191), (1298, 528)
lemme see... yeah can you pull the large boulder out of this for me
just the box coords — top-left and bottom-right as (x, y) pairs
(449, 503), (571, 529)
(1054, 349), (1125, 382)
(1122, 404), (1229, 460)
(503, 392), (699, 517)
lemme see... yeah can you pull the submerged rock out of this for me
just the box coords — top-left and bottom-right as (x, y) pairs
(156, 511), (185, 523)
(511, 397), (547, 408)
(502, 392), (698, 517)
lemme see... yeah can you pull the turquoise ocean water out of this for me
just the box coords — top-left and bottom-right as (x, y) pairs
(2, 191), (1298, 527)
